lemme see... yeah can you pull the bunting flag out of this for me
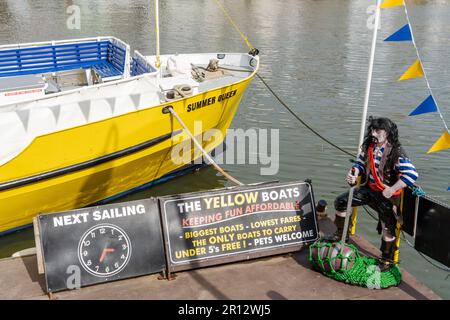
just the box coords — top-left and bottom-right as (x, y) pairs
(384, 2), (450, 189)
(398, 59), (424, 81)
(381, 0), (404, 9)
(409, 95), (438, 116)
(384, 24), (412, 41)
(427, 131), (450, 153)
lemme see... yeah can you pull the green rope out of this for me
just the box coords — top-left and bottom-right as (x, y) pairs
(309, 241), (402, 289)
(411, 185), (426, 197)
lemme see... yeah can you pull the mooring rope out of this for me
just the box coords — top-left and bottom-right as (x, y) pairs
(256, 74), (356, 158)
(212, 0), (253, 51)
(211, 0), (354, 157)
(165, 106), (244, 186)
(400, 231), (450, 274)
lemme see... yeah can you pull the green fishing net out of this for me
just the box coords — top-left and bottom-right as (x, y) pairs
(308, 241), (402, 289)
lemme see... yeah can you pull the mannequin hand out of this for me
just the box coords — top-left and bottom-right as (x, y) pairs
(382, 187), (394, 199)
(346, 168), (359, 186)
(382, 180), (407, 199)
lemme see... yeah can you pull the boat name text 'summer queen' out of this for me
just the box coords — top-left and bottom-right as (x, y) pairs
(187, 90), (237, 112)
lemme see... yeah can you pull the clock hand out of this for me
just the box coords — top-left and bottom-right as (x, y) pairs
(99, 248), (115, 263)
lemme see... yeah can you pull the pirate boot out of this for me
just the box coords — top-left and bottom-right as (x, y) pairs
(379, 239), (396, 272)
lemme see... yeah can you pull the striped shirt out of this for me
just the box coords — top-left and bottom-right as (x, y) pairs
(353, 145), (418, 187)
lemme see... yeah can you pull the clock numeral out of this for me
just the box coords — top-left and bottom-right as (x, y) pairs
(118, 235), (123, 241)
(111, 229), (114, 235)
(95, 265), (99, 272)
(83, 250), (88, 257)
(83, 240), (90, 246)
(90, 232), (96, 238)
(105, 266), (110, 273)
(100, 228), (106, 234)
(122, 244), (127, 250)
(114, 262), (120, 269)
(121, 254), (126, 260)
(86, 260), (92, 266)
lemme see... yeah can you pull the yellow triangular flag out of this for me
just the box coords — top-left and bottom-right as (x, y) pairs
(428, 131), (450, 153)
(381, 0), (404, 8)
(399, 59), (424, 81)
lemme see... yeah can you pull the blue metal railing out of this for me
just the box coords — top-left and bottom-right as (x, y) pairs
(0, 40), (125, 79)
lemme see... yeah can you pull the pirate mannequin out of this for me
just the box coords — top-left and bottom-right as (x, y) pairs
(328, 117), (418, 270)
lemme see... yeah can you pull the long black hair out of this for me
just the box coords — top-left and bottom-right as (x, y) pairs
(361, 116), (402, 162)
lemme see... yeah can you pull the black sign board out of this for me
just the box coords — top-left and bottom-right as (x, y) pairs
(159, 181), (319, 272)
(38, 198), (166, 293)
(401, 187), (418, 237)
(414, 196), (450, 268)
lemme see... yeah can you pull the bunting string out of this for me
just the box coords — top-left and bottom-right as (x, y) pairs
(382, 0), (450, 155)
(382, 0), (450, 190)
(402, 1), (449, 133)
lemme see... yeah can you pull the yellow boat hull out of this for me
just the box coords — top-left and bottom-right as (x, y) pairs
(0, 77), (253, 234)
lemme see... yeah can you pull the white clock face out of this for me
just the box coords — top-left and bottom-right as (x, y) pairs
(78, 224), (132, 277)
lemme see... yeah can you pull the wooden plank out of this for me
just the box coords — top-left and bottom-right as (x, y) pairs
(33, 216), (45, 275)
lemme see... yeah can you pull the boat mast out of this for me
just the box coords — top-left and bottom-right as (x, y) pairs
(154, 0), (161, 78)
(341, 0), (382, 243)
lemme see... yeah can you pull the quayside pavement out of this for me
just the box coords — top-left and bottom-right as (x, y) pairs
(0, 218), (440, 300)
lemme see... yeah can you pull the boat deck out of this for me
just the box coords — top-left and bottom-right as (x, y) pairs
(0, 218), (440, 300)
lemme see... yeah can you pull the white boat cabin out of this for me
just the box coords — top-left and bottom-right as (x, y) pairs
(0, 36), (256, 105)
(0, 37), (148, 104)
(0, 37), (258, 165)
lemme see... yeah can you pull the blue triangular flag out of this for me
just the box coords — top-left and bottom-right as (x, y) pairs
(448, 186), (450, 191)
(384, 24), (412, 41)
(409, 95), (438, 116)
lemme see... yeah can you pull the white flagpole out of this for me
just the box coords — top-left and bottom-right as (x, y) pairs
(341, 0), (382, 243)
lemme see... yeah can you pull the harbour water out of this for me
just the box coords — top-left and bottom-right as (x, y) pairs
(0, 0), (449, 298)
